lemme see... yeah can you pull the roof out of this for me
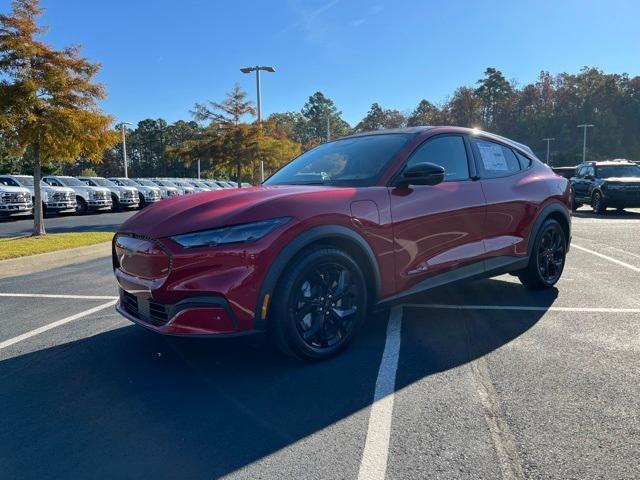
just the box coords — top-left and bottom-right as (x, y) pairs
(343, 126), (434, 138)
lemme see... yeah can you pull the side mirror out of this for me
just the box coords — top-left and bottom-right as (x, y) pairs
(399, 162), (445, 186)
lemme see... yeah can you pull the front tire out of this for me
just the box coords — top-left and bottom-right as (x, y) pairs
(517, 219), (567, 290)
(111, 195), (120, 212)
(571, 193), (582, 212)
(591, 191), (606, 214)
(270, 248), (367, 361)
(75, 197), (88, 215)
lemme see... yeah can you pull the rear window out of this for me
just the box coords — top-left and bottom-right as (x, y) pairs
(471, 138), (521, 178)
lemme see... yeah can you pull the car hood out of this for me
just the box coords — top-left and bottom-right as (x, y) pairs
(0, 185), (30, 194)
(119, 185), (331, 238)
(42, 185), (75, 194)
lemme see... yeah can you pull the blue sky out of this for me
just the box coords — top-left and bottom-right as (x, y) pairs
(20, 0), (640, 126)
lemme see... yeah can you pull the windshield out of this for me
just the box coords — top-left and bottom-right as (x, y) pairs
(59, 177), (87, 187)
(598, 165), (640, 178)
(111, 178), (137, 186)
(132, 179), (154, 187)
(16, 176), (35, 187)
(156, 180), (178, 188)
(264, 134), (413, 187)
(90, 178), (117, 187)
(0, 177), (22, 187)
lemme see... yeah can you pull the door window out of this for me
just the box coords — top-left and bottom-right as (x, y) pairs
(472, 138), (521, 178)
(406, 135), (469, 181)
(515, 152), (532, 169)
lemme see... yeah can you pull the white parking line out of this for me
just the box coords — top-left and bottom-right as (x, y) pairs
(0, 300), (117, 351)
(403, 304), (640, 313)
(0, 293), (118, 300)
(357, 305), (402, 480)
(572, 243), (640, 273)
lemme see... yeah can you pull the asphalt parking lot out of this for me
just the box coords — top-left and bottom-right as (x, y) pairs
(1, 211), (639, 479)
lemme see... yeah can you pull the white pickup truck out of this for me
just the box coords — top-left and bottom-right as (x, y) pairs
(0, 174), (76, 215)
(78, 176), (139, 211)
(42, 175), (111, 214)
(0, 178), (32, 218)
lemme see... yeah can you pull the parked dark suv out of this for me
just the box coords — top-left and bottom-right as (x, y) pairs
(570, 160), (640, 213)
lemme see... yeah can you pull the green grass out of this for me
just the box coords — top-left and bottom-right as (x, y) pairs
(0, 232), (114, 261)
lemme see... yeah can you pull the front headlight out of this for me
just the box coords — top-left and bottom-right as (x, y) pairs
(170, 217), (291, 248)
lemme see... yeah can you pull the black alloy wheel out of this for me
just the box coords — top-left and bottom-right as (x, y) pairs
(592, 191), (606, 214)
(536, 223), (566, 285)
(517, 219), (567, 289)
(271, 248), (367, 360)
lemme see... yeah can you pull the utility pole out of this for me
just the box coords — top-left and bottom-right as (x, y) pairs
(120, 122), (133, 177)
(240, 65), (276, 184)
(542, 138), (555, 165)
(577, 124), (594, 163)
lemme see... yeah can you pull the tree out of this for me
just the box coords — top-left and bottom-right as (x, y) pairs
(172, 85), (301, 184)
(355, 103), (407, 131)
(0, 0), (118, 234)
(299, 92), (351, 145)
(191, 83), (256, 126)
(407, 99), (443, 126)
(475, 67), (513, 129)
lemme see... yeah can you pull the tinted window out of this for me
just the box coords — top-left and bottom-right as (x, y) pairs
(406, 135), (469, 181)
(596, 165), (640, 178)
(472, 139), (521, 178)
(515, 152), (532, 169)
(265, 134), (413, 187)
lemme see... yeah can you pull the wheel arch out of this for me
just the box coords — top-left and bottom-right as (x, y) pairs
(528, 202), (571, 256)
(255, 225), (382, 331)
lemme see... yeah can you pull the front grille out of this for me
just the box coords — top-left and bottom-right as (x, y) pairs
(92, 191), (109, 200)
(120, 289), (170, 327)
(2, 192), (29, 204)
(121, 290), (139, 317)
(148, 301), (169, 326)
(52, 191), (73, 201)
(123, 190), (136, 199)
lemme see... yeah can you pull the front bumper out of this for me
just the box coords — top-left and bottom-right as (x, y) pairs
(119, 197), (140, 208)
(0, 203), (32, 216)
(116, 288), (250, 336)
(45, 201), (76, 212)
(602, 190), (640, 207)
(88, 199), (112, 210)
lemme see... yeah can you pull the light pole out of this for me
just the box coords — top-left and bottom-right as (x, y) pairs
(577, 124), (594, 163)
(542, 138), (555, 165)
(240, 65), (276, 184)
(120, 122), (133, 178)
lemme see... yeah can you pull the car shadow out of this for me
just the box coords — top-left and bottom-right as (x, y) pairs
(0, 277), (554, 479)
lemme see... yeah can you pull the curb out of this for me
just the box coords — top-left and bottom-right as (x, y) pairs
(0, 241), (112, 280)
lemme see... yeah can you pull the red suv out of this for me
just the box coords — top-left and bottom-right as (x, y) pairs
(113, 127), (571, 360)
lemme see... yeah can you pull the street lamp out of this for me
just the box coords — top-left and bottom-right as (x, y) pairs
(577, 124), (594, 163)
(240, 65), (276, 184)
(120, 122), (133, 178)
(542, 138), (555, 165)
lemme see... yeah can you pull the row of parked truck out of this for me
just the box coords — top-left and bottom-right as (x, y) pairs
(0, 175), (249, 219)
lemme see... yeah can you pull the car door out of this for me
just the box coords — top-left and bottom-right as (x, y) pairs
(469, 136), (544, 261)
(572, 166), (589, 200)
(389, 134), (487, 294)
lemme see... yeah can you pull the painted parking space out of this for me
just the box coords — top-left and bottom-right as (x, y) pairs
(0, 214), (638, 479)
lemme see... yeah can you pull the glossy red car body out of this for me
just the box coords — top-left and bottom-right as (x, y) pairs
(113, 126), (571, 337)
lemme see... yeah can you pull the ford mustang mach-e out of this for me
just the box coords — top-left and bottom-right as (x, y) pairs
(113, 126), (571, 360)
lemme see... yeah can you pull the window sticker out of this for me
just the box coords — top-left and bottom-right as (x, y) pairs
(478, 143), (509, 171)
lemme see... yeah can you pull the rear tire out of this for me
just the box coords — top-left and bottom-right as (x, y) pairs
(517, 219), (567, 290)
(269, 248), (367, 361)
(591, 191), (606, 214)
